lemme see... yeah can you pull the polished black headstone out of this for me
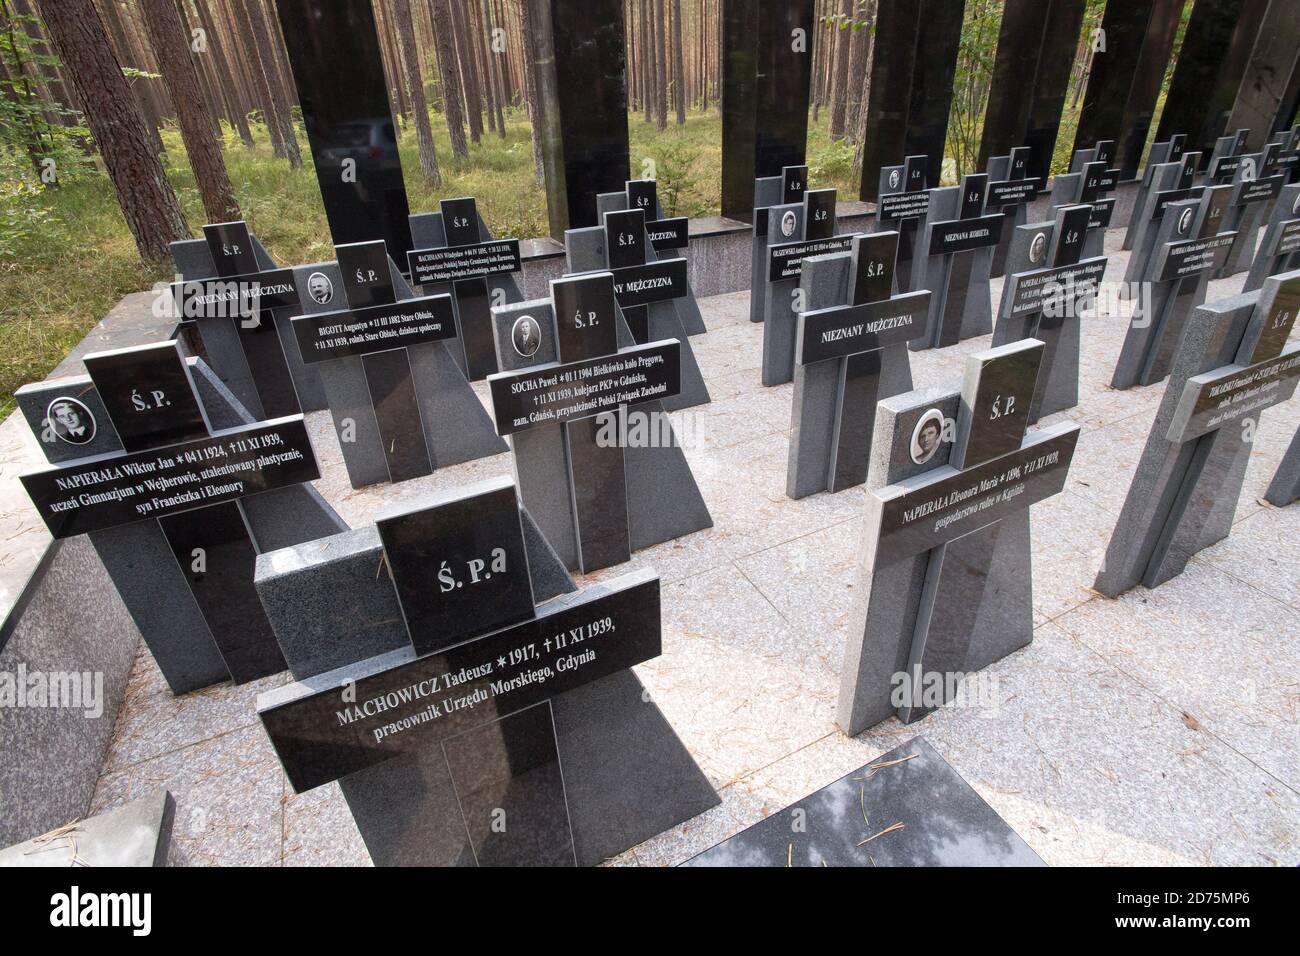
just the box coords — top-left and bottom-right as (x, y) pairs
(903, 0), (964, 189)
(275, 0), (411, 260)
(361, 348), (432, 483)
(377, 477), (536, 656)
(1116, 0), (1184, 179)
(83, 343), (209, 452)
(1073, 1), (1158, 154)
(858, 3), (921, 202)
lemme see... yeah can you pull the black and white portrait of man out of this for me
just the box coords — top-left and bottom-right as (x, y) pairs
(910, 408), (945, 465)
(512, 315), (541, 358)
(1029, 231), (1047, 265)
(780, 210), (797, 238)
(307, 271), (334, 305)
(46, 396), (96, 445)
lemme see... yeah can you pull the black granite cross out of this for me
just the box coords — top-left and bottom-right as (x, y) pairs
(1112, 184), (1237, 389)
(986, 145), (1042, 279)
(1123, 148), (1203, 283)
(406, 196), (523, 381)
(918, 172), (1004, 349)
(1207, 128), (1251, 184)
(600, 207), (690, 344)
(1054, 144), (1120, 258)
(290, 239), (458, 483)
(18, 340), (323, 685)
(874, 154), (929, 293)
(171, 220), (303, 419)
(1098, 271), (1300, 595)
(789, 231), (929, 495)
(995, 203), (1105, 422)
(257, 476), (672, 866)
(749, 163), (809, 324)
(838, 339), (1080, 734)
(487, 272), (684, 573)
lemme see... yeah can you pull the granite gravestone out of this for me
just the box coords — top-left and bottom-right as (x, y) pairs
(170, 221), (325, 416)
(1265, 425), (1300, 507)
(1264, 124), (1300, 187)
(1245, 184), (1300, 292)
(0, 791), (174, 867)
(1213, 145), (1285, 279)
(684, 737), (1043, 867)
(838, 340), (1080, 735)
(1051, 140), (1119, 260)
(985, 146), (1042, 279)
(596, 179), (707, 335)
(290, 239), (505, 488)
(1206, 129), (1251, 184)
(1122, 133), (1187, 250)
(787, 232), (926, 498)
(1121, 148), (1203, 294)
(487, 272), (712, 574)
(256, 476), (718, 866)
(993, 204), (1108, 422)
(750, 164), (810, 325)
(873, 155), (930, 293)
(562, 206), (710, 411)
(1111, 185), (1237, 390)
(1096, 271), (1300, 596)
(406, 197), (525, 382)
(15, 340), (345, 693)
(761, 188), (855, 385)
(913, 173), (1004, 350)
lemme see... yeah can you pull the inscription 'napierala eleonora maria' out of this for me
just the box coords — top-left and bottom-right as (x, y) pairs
(488, 339), (681, 435)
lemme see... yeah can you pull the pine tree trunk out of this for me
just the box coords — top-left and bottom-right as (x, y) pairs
(227, 0), (286, 156)
(851, 0), (876, 178)
(138, 0), (240, 221)
(827, 0), (851, 139)
(429, 0), (468, 160)
(96, 0), (165, 153)
(844, 2), (868, 144)
(191, 0), (254, 145)
(653, 0), (666, 131)
(518, 0), (543, 182)
(671, 0), (684, 124)
(641, 0), (652, 123)
(481, 0), (504, 138)
(392, 0), (440, 185)
(38, 0), (189, 261)
(242, 0), (300, 166)
(450, 0), (482, 143)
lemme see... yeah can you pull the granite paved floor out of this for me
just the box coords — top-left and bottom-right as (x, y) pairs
(87, 227), (1299, 866)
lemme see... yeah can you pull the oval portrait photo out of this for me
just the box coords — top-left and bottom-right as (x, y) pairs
(46, 396), (96, 446)
(780, 210), (797, 238)
(511, 314), (542, 358)
(1029, 231), (1047, 265)
(910, 408), (945, 465)
(307, 271), (334, 305)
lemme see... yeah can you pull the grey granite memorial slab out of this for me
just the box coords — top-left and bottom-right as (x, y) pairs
(255, 480), (717, 867)
(986, 146), (1041, 280)
(750, 165), (807, 324)
(290, 241), (506, 489)
(1244, 183), (1300, 292)
(993, 204), (1106, 422)
(838, 340), (1080, 736)
(1121, 149), (1203, 294)
(563, 212), (710, 411)
(0, 790), (174, 868)
(1122, 133), (1187, 249)
(1111, 184), (1237, 390)
(15, 341), (346, 694)
(170, 221), (326, 416)
(683, 737), (1043, 867)
(873, 155), (930, 293)
(596, 178), (707, 335)
(487, 273), (712, 573)
(1265, 425), (1300, 507)
(762, 187), (854, 385)
(787, 232), (921, 498)
(1214, 149), (1284, 279)
(913, 174), (1002, 350)
(407, 197), (526, 381)
(1096, 271), (1300, 596)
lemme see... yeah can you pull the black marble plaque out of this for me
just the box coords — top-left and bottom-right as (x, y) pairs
(684, 738), (1043, 867)
(927, 215), (1003, 256)
(566, 413), (632, 573)
(440, 197), (480, 247)
(160, 500), (285, 683)
(406, 240), (522, 286)
(829, 349), (884, 493)
(605, 209), (647, 269)
(627, 179), (657, 214)
(275, 0), (412, 260)
(959, 343), (1043, 468)
(768, 235), (855, 282)
(803, 189), (836, 241)
(488, 341), (681, 436)
(852, 231), (896, 304)
(292, 295), (456, 363)
(552, 274), (619, 362)
(452, 279), (498, 381)
(645, 217), (688, 251)
(336, 241), (396, 308)
(171, 270), (300, 320)
(442, 702), (574, 866)
(203, 221), (258, 277)
(259, 573), (662, 793)
(21, 417), (319, 538)
(83, 343), (209, 452)
(377, 478), (535, 655)
(610, 259), (689, 307)
(1169, 348), (1300, 443)
(782, 165), (808, 204)
(798, 292), (929, 365)
(361, 348), (432, 482)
